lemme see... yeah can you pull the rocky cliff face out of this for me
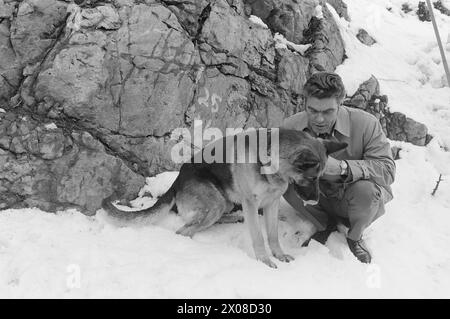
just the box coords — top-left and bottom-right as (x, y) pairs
(0, 0), (348, 213)
(1, 0), (428, 214)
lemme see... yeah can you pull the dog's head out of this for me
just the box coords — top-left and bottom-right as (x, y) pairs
(281, 131), (347, 204)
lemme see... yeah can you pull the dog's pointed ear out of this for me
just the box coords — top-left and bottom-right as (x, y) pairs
(322, 140), (348, 155)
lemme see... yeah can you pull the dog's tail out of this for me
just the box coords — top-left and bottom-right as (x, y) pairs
(102, 183), (176, 221)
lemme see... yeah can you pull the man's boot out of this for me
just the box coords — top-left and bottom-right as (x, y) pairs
(346, 237), (372, 263)
(302, 221), (337, 247)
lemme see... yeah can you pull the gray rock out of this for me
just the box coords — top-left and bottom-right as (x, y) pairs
(201, 0), (275, 70)
(386, 112), (428, 146)
(0, 0), (347, 213)
(10, 0), (68, 65)
(276, 49), (310, 94)
(345, 76), (430, 146)
(417, 1), (431, 22)
(345, 75), (380, 109)
(324, 0), (350, 21)
(79, 5), (121, 30)
(243, 0), (346, 74)
(303, 4), (346, 73)
(161, 0), (210, 36)
(356, 29), (376, 46)
(0, 1), (15, 18)
(0, 19), (22, 108)
(0, 112), (145, 213)
(244, 0), (315, 44)
(55, 149), (144, 214)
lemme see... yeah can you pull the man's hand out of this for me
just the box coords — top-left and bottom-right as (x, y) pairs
(323, 156), (342, 176)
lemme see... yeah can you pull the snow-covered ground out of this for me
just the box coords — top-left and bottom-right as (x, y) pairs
(1, 0), (450, 298)
(334, 0), (450, 147)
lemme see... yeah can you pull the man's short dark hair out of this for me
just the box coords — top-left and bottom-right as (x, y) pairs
(303, 72), (346, 103)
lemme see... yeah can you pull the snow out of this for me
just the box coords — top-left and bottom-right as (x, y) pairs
(44, 123), (58, 130)
(314, 4), (324, 19)
(274, 33), (312, 55)
(1, 143), (450, 298)
(249, 15), (268, 29)
(1, 0), (450, 298)
(329, 0), (450, 141)
(426, 137), (450, 175)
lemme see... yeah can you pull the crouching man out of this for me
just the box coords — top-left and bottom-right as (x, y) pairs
(282, 72), (396, 263)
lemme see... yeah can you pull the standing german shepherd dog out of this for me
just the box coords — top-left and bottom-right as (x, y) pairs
(103, 129), (346, 268)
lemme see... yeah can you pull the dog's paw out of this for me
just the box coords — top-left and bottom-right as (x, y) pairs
(273, 253), (295, 263)
(257, 256), (278, 269)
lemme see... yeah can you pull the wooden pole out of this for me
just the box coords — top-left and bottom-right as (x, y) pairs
(426, 0), (450, 87)
(431, 174), (443, 196)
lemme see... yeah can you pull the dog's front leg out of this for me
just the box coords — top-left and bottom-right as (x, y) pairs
(242, 199), (277, 269)
(264, 199), (295, 263)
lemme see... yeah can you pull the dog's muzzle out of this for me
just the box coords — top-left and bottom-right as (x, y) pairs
(293, 182), (319, 205)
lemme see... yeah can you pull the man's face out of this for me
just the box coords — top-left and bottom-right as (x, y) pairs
(306, 96), (340, 135)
